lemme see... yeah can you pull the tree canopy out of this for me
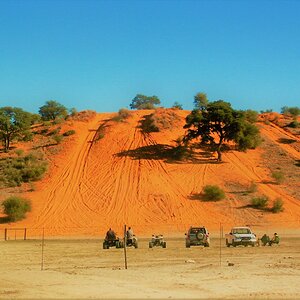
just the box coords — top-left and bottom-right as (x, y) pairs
(184, 100), (260, 161)
(129, 94), (161, 110)
(0, 107), (33, 152)
(39, 100), (68, 121)
(194, 92), (208, 111)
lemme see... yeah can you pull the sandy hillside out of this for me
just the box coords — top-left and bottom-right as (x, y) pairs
(0, 110), (300, 236)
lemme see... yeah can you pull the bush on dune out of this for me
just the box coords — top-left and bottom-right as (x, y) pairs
(2, 196), (31, 222)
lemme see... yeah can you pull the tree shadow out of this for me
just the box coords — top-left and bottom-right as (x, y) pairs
(0, 216), (10, 224)
(277, 138), (296, 144)
(116, 144), (220, 164)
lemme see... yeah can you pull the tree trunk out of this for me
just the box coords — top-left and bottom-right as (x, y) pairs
(217, 148), (222, 162)
(216, 139), (223, 162)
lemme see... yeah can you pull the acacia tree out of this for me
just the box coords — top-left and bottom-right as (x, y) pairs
(129, 94), (161, 110)
(39, 100), (68, 121)
(194, 92), (208, 111)
(0, 107), (33, 152)
(184, 100), (260, 161)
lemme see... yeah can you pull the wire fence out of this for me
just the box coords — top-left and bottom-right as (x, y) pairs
(0, 222), (299, 273)
(1, 220), (299, 241)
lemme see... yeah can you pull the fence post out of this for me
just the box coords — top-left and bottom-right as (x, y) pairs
(4, 228), (7, 241)
(41, 228), (45, 271)
(123, 224), (128, 270)
(24, 228), (27, 240)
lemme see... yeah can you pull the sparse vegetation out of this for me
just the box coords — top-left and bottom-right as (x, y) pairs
(287, 120), (300, 128)
(251, 195), (269, 209)
(0, 107), (34, 152)
(39, 100), (68, 121)
(0, 152), (48, 187)
(248, 181), (258, 193)
(184, 99), (261, 161)
(271, 198), (284, 213)
(202, 185), (225, 201)
(2, 196), (31, 221)
(130, 94), (161, 110)
(171, 102), (183, 110)
(141, 108), (181, 132)
(272, 171), (285, 184)
(112, 108), (132, 122)
(281, 106), (300, 118)
(63, 130), (76, 136)
(53, 134), (63, 144)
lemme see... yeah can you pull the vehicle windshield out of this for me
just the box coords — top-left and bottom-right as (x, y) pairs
(190, 228), (205, 234)
(232, 228), (251, 234)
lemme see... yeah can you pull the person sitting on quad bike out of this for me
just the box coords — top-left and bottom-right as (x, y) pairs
(125, 227), (138, 248)
(126, 227), (134, 244)
(106, 228), (116, 241)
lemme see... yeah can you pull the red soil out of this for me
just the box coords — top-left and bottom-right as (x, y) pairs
(1, 110), (299, 236)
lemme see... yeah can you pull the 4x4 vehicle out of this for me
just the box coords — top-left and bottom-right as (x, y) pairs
(149, 234), (167, 248)
(225, 227), (257, 247)
(126, 235), (138, 248)
(103, 237), (124, 249)
(185, 226), (210, 247)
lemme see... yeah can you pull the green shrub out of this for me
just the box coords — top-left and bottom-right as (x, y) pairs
(0, 152), (48, 187)
(271, 171), (284, 184)
(14, 149), (24, 157)
(248, 181), (258, 193)
(141, 108), (181, 133)
(112, 108), (132, 122)
(53, 134), (63, 144)
(63, 130), (76, 136)
(287, 120), (300, 128)
(271, 198), (284, 213)
(202, 185), (225, 201)
(251, 195), (269, 209)
(2, 196), (31, 221)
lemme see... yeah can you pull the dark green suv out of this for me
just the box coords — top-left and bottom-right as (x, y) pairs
(185, 226), (210, 247)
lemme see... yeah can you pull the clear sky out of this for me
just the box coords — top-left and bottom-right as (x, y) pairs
(1, 0), (299, 113)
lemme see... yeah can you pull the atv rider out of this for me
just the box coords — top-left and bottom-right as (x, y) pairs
(126, 227), (134, 245)
(106, 228), (116, 241)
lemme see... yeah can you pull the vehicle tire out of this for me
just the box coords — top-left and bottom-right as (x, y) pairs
(103, 243), (108, 249)
(196, 232), (204, 240)
(116, 241), (120, 248)
(149, 242), (153, 248)
(232, 242), (236, 247)
(134, 242), (138, 248)
(204, 243), (210, 247)
(120, 241), (124, 248)
(162, 241), (166, 248)
(251, 243), (255, 247)
(186, 241), (191, 248)
(226, 239), (230, 247)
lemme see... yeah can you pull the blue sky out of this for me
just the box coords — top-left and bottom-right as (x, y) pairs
(0, 0), (299, 113)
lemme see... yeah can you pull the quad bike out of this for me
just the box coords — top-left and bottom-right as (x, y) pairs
(103, 237), (124, 249)
(126, 235), (138, 248)
(149, 234), (167, 248)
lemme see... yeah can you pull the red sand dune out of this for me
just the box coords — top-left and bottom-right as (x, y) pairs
(1, 110), (300, 237)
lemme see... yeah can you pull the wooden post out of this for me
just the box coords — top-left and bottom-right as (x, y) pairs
(15, 229), (16, 240)
(24, 228), (27, 241)
(123, 225), (128, 270)
(41, 228), (45, 271)
(219, 223), (222, 267)
(4, 228), (7, 241)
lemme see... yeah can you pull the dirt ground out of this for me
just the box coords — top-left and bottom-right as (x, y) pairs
(1, 236), (300, 299)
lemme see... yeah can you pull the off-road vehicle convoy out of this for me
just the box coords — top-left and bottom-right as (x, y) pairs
(185, 226), (210, 247)
(225, 226), (257, 247)
(149, 234), (167, 248)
